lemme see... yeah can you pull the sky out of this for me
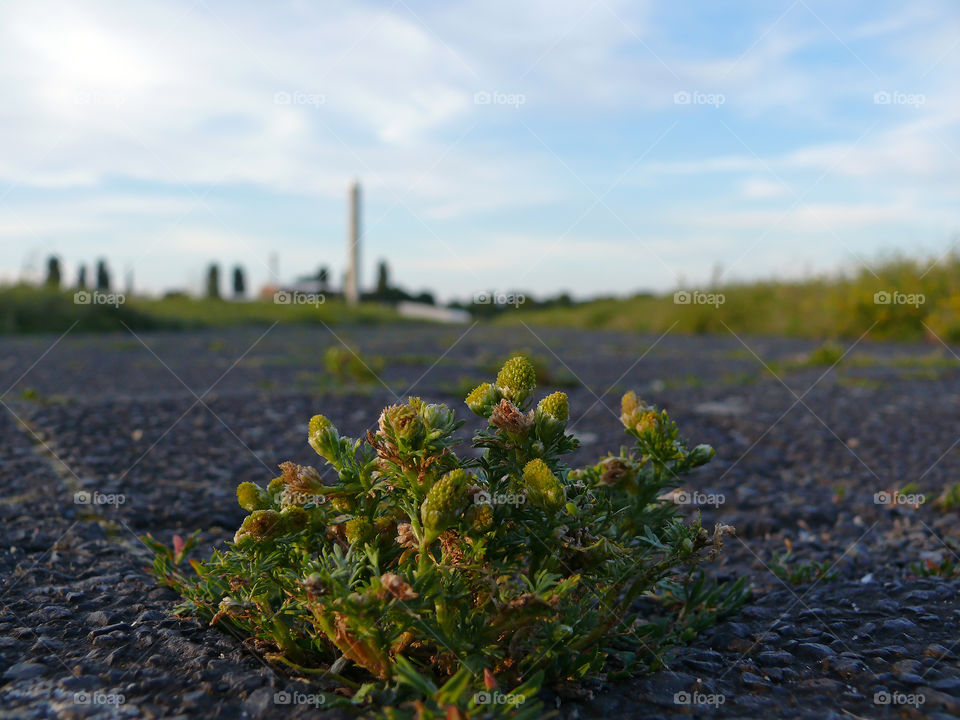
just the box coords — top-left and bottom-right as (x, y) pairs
(0, 0), (958, 302)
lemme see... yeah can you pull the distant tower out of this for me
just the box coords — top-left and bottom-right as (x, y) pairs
(269, 252), (279, 283)
(345, 180), (361, 305)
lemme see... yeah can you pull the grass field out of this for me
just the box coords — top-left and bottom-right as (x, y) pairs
(501, 254), (960, 343)
(6, 253), (960, 342)
(0, 284), (399, 334)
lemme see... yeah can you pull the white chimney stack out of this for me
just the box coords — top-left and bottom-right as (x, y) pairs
(345, 180), (361, 305)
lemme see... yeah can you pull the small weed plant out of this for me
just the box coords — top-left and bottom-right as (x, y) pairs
(324, 345), (384, 384)
(146, 356), (745, 718)
(769, 545), (839, 586)
(911, 556), (960, 579)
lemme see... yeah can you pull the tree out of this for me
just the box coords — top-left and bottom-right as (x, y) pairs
(233, 265), (246, 298)
(96, 259), (111, 291)
(77, 265), (87, 289)
(45, 256), (61, 288)
(375, 260), (389, 299)
(206, 263), (221, 299)
(318, 267), (329, 292)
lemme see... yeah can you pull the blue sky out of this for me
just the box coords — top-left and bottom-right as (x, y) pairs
(0, 0), (958, 301)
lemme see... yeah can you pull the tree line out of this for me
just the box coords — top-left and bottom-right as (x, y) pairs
(42, 256), (431, 304)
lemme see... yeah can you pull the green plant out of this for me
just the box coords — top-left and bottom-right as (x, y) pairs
(324, 346), (384, 384)
(911, 556), (960, 579)
(769, 547), (839, 585)
(802, 342), (844, 367)
(934, 483), (960, 511)
(770, 342), (845, 374)
(145, 357), (743, 718)
(19, 387), (41, 402)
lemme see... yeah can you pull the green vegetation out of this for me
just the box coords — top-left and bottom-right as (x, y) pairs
(11, 252), (960, 342)
(911, 557), (960, 579)
(145, 357), (747, 718)
(767, 342), (847, 374)
(0, 284), (399, 334)
(500, 254), (960, 342)
(323, 346), (384, 385)
(934, 484), (960, 511)
(769, 547), (839, 585)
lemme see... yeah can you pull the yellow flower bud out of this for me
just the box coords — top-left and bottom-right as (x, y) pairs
(496, 356), (537, 405)
(522, 459), (564, 513)
(537, 392), (569, 422)
(465, 382), (501, 417)
(236, 482), (267, 511)
(421, 469), (471, 541)
(234, 509), (282, 545)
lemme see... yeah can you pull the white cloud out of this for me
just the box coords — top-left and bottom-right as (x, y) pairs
(0, 0), (958, 299)
(741, 178), (790, 199)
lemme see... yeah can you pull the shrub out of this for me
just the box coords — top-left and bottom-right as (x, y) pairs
(324, 345), (384, 384)
(145, 357), (745, 718)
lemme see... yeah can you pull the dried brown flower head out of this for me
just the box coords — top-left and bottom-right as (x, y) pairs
(489, 398), (534, 436)
(380, 572), (418, 601)
(396, 522), (418, 549)
(599, 457), (631, 485)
